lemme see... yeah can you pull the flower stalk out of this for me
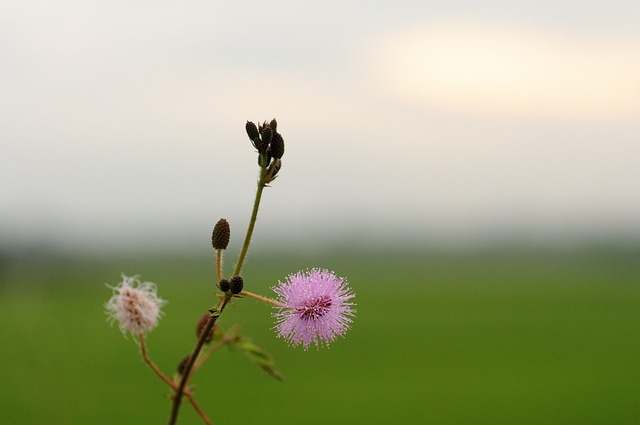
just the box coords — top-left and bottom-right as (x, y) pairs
(240, 290), (285, 307)
(216, 249), (223, 281)
(139, 334), (174, 388)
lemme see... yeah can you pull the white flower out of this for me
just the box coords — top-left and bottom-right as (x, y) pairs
(105, 274), (166, 336)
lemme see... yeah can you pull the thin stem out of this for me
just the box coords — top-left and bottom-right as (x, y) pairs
(216, 249), (222, 281)
(168, 155), (272, 424)
(139, 334), (175, 389)
(184, 392), (211, 425)
(233, 163), (267, 276)
(168, 294), (232, 425)
(139, 335), (211, 425)
(192, 331), (238, 373)
(240, 290), (285, 307)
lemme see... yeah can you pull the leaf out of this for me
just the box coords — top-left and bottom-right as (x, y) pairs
(236, 338), (285, 382)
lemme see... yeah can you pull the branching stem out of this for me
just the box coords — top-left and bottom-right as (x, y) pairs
(139, 335), (211, 425)
(168, 152), (272, 424)
(168, 294), (231, 425)
(192, 331), (239, 373)
(240, 290), (285, 307)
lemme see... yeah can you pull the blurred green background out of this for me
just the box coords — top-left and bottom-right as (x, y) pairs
(3, 1), (640, 424)
(1, 246), (638, 424)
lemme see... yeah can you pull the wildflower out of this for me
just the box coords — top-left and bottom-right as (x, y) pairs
(105, 274), (166, 336)
(272, 269), (355, 350)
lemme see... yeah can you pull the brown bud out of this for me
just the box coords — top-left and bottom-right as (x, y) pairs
(269, 132), (285, 159)
(218, 278), (230, 292)
(245, 121), (259, 141)
(196, 312), (215, 343)
(212, 218), (230, 250)
(260, 126), (273, 146)
(269, 118), (278, 132)
(177, 355), (190, 375)
(230, 275), (244, 294)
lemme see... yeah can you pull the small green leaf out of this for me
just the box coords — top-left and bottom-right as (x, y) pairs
(236, 338), (285, 381)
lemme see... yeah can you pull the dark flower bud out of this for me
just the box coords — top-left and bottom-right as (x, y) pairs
(218, 279), (230, 292)
(196, 312), (215, 343)
(269, 118), (278, 132)
(245, 121), (259, 141)
(230, 275), (244, 294)
(177, 355), (190, 375)
(269, 132), (285, 159)
(212, 218), (230, 250)
(260, 126), (273, 146)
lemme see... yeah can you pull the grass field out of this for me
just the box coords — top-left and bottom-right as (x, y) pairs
(1, 247), (639, 424)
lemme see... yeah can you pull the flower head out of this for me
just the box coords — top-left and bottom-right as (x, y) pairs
(105, 274), (166, 337)
(272, 269), (355, 350)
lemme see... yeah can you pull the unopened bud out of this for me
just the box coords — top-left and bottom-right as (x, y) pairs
(212, 218), (230, 250)
(260, 126), (273, 146)
(269, 118), (278, 132)
(230, 275), (244, 294)
(218, 279), (230, 292)
(196, 312), (215, 343)
(269, 132), (285, 159)
(245, 121), (259, 141)
(177, 355), (190, 375)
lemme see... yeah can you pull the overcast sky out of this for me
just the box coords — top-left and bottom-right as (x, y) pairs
(1, 0), (639, 251)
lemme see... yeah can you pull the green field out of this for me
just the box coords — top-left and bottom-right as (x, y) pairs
(1, 247), (639, 424)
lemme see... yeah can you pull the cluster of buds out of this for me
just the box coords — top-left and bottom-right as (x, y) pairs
(211, 218), (245, 295)
(245, 119), (285, 181)
(218, 276), (244, 294)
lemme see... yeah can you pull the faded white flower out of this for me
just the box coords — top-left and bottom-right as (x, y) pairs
(105, 274), (166, 336)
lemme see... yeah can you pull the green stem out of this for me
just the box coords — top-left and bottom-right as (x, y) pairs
(240, 290), (285, 307)
(168, 294), (231, 425)
(168, 155), (271, 424)
(233, 161), (267, 276)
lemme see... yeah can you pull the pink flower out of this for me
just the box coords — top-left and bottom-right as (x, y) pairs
(272, 269), (355, 350)
(105, 274), (166, 336)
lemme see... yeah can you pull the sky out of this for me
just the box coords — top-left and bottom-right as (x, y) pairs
(1, 0), (639, 252)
